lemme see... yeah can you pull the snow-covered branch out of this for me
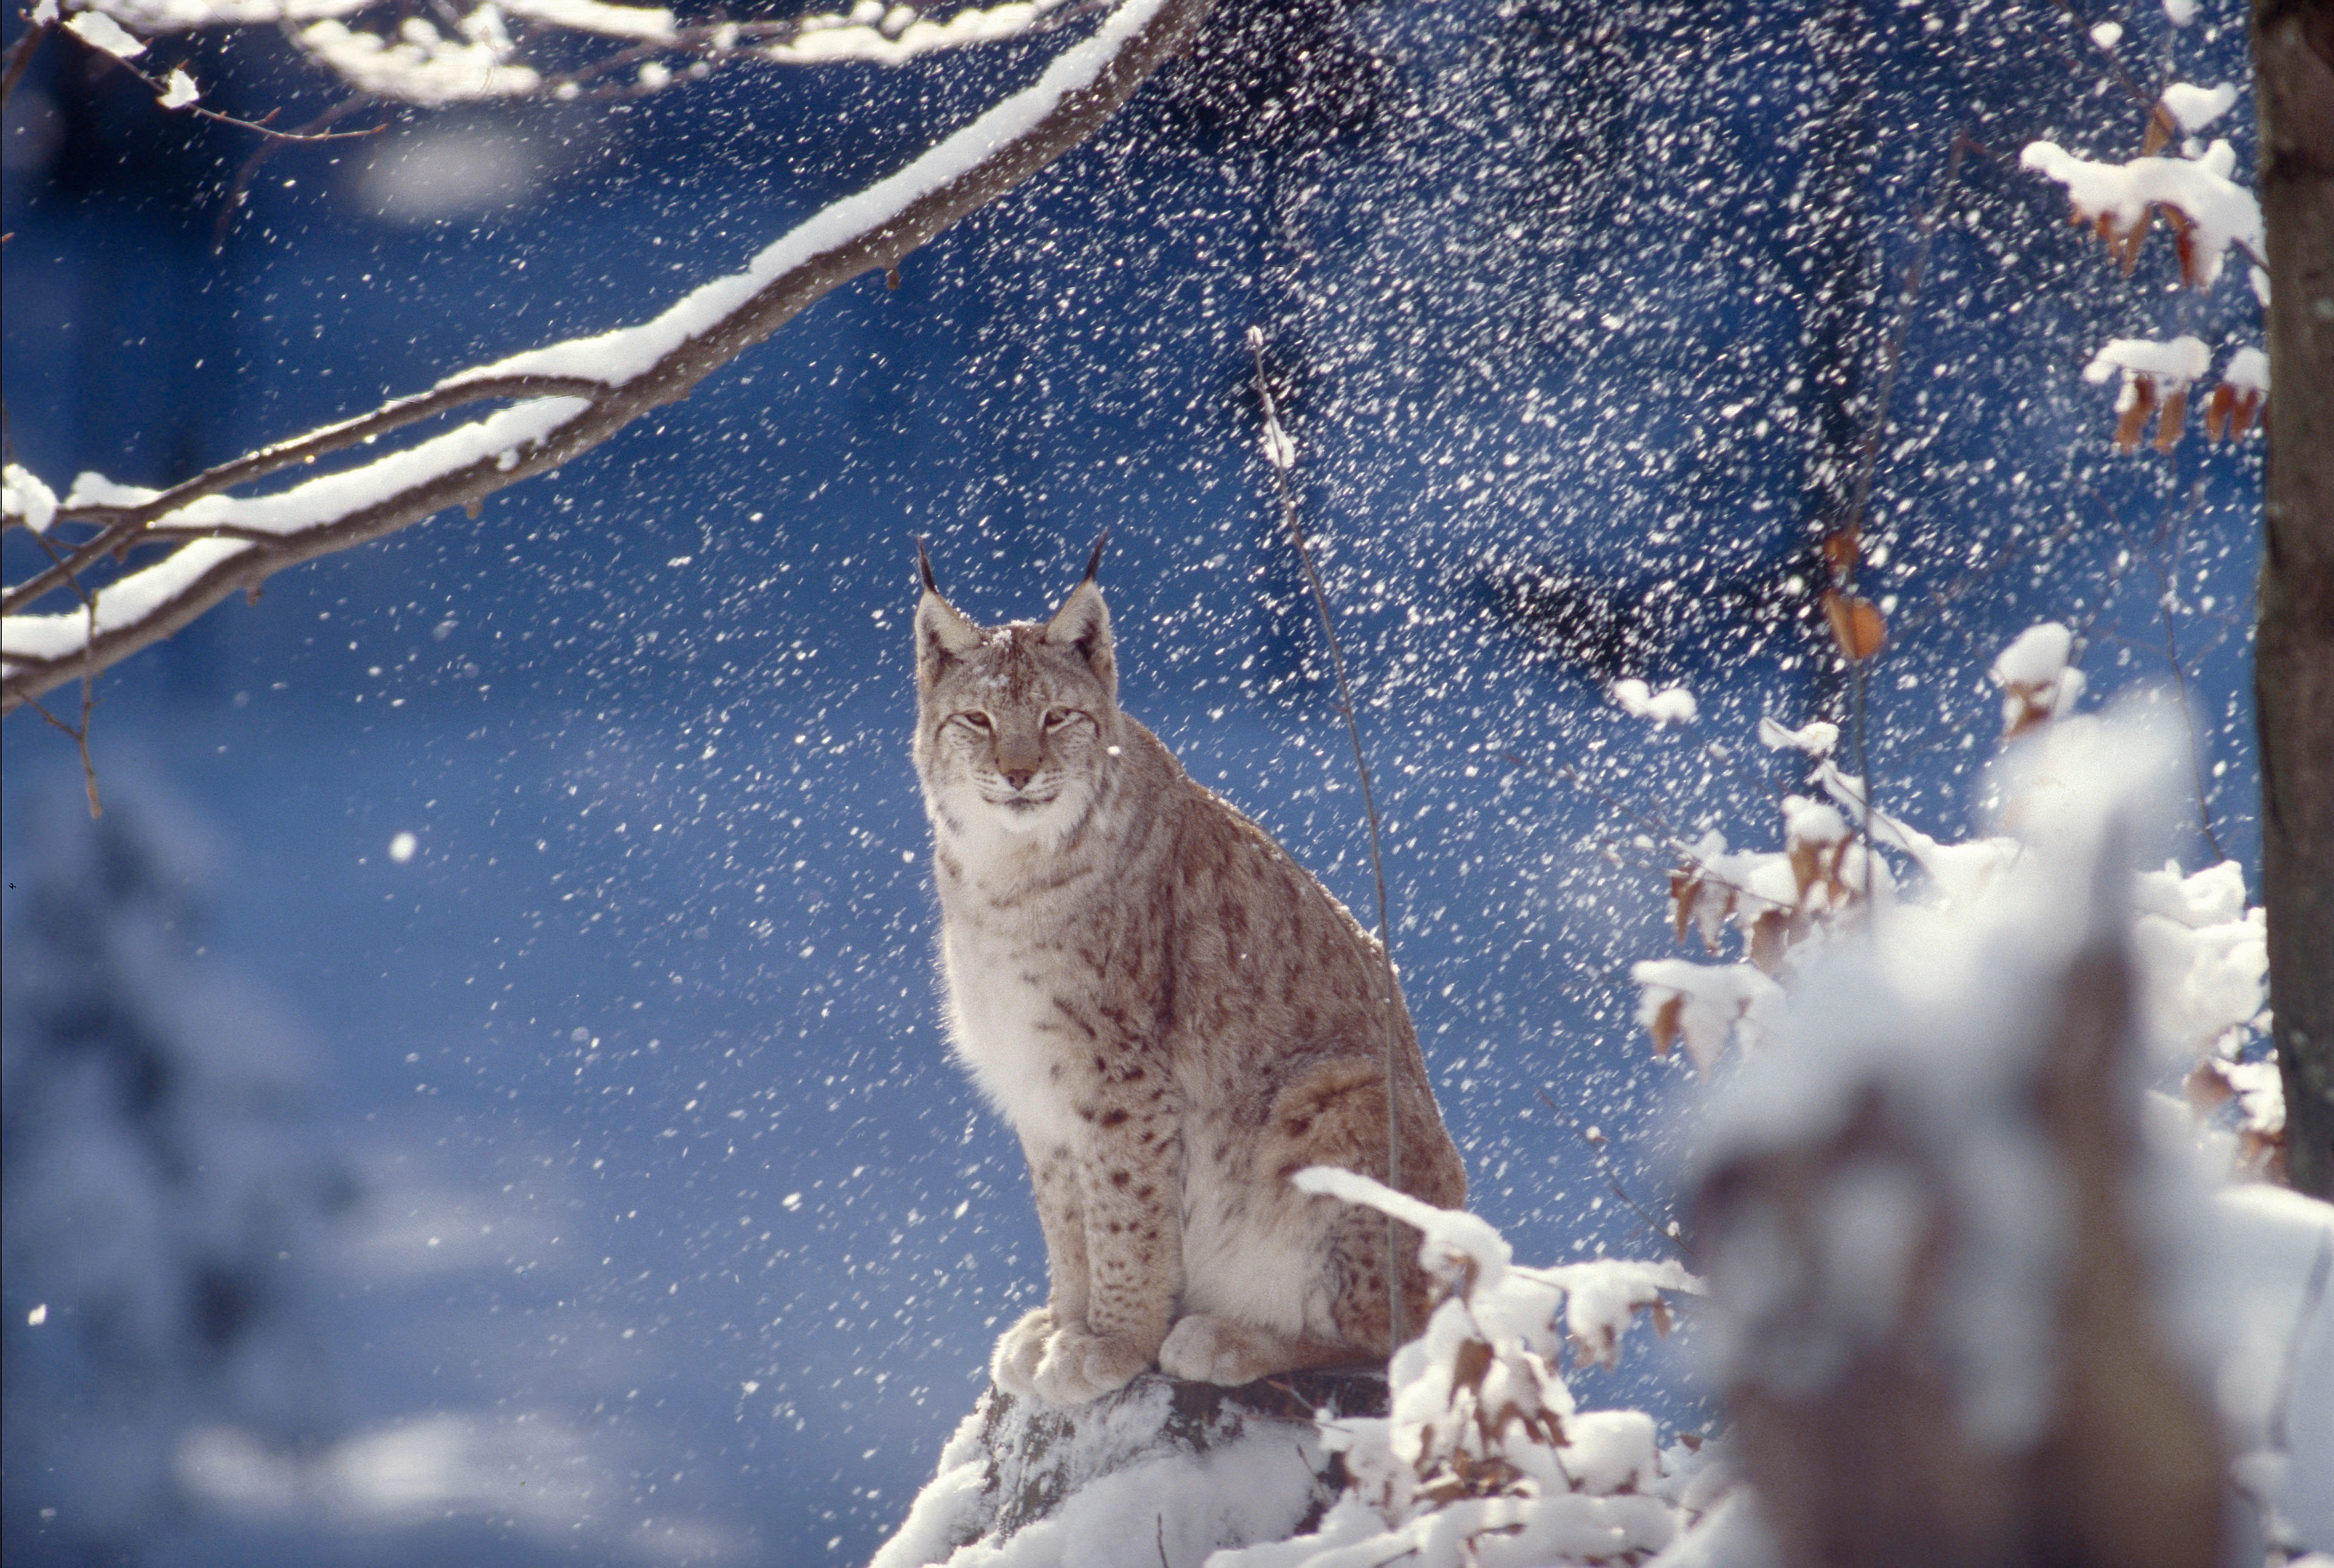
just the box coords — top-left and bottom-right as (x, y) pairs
(43, 0), (1094, 108)
(0, 0), (1215, 715)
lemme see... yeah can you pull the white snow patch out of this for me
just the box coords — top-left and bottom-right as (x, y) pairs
(2082, 335), (2211, 387)
(65, 10), (149, 56)
(2, 463), (59, 534)
(1630, 960), (1784, 1074)
(295, 16), (541, 104)
(1756, 715), (1838, 757)
(497, 0), (674, 37)
(2222, 345), (2269, 392)
(1990, 621), (2074, 689)
(78, 0), (366, 27)
(2021, 141), (2261, 287)
(2162, 81), (2238, 133)
(1611, 678), (1698, 726)
(765, 0), (1072, 66)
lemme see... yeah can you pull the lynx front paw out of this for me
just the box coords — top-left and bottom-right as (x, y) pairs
(991, 1307), (1058, 1397)
(1030, 1327), (1153, 1406)
(1158, 1314), (1287, 1386)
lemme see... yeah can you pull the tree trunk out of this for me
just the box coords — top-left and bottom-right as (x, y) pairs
(2253, 1), (2334, 1199)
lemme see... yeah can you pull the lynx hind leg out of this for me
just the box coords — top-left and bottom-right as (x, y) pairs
(1263, 1059), (1447, 1360)
(991, 1306), (1057, 1397)
(1325, 1201), (1444, 1358)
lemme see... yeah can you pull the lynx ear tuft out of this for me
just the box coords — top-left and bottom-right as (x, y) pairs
(1079, 528), (1110, 587)
(1043, 578), (1115, 697)
(914, 543), (983, 680)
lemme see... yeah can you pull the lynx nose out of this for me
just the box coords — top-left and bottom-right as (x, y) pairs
(1002, 766), (1036, 791)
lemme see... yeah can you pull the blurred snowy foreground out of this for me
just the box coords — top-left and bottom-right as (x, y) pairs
(872, 694), (2333, 1568)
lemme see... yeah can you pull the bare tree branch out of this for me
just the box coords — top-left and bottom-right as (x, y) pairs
(47, 0), (1101, 111)
(1, 0), (1217, 715)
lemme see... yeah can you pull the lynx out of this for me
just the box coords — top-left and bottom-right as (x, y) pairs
(912, 540), (1467, 1406)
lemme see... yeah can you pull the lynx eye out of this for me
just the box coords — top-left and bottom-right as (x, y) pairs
(955, 712), (993, 731)
(1043, 708), (1086, 730)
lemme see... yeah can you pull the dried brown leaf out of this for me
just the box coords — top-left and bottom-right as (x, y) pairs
(2115, 375), (2158, 452)
(2144, 102), (2176, 155)
(1650, 994), (1683, 1062)
(1821, 590), (1886, 661)
(2155, 385), (2189, 451)
(2205, 383), (2235, 441)
(1451, 1336), (1495, 1396)
(1822, 526), (1861, 579)
(2232, 387), (2264, 440)
(2183, 1059), (2237, 1114)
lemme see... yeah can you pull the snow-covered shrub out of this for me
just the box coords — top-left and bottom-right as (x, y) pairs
(1, 783), (350, 1556)
(1667, 693), (2330, 1562)
(1629, 622), (2279, 1179)
(1210, 1170), (1710, 1568)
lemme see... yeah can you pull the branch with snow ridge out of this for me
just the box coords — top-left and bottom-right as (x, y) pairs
(44, 0), (1096, 107)
(1, 0), (1215, 714)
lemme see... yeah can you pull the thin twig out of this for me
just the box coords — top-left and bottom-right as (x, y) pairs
(21, 524), (103, 816)
(1532, 1089), (1698, 1266)
(1499, 750), (1801, 919)
(213, 94), (389, 251)
(58, 29), (384, 147)
(2102, 482), (2226, 860)
(1831, 128), (1973, 912)
(1249, 326), (1408, 1350)
(1606, 1176), (1694, 1266)
(2, 13), (53, 112)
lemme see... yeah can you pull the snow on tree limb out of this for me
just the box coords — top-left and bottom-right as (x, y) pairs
(0, 0), (1215, 715)
(52, 0), (1087, 106)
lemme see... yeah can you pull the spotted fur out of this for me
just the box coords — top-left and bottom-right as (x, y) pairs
(912, 557), (1467, 1406)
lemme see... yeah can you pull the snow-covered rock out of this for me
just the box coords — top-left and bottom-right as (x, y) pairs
(873, 1371), (1384, 1568)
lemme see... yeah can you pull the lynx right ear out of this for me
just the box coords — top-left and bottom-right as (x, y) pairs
(914, 540), (982, 683)
(1042, 579), (1115, 700)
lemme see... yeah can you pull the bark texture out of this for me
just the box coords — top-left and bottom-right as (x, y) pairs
(2254, 1), (2334, 1199)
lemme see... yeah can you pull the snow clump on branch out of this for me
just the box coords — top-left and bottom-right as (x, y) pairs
(1629, 623), (2276, 1176)
(2020, 137), (2261, 288)
(1209, 1169), (1713, 1568)
(1684, 700), (2333, 1556)
(57, 0), (1078, 106)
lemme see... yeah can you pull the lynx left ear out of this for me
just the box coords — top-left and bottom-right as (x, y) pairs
(1043, 573), (1115, 698)
(914, 539), (982, 683)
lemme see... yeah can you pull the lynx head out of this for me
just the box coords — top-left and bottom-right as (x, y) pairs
(913, 537), (1121, 839)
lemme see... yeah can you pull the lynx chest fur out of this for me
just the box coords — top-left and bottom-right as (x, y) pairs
(912, 546), (1466, 1406)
